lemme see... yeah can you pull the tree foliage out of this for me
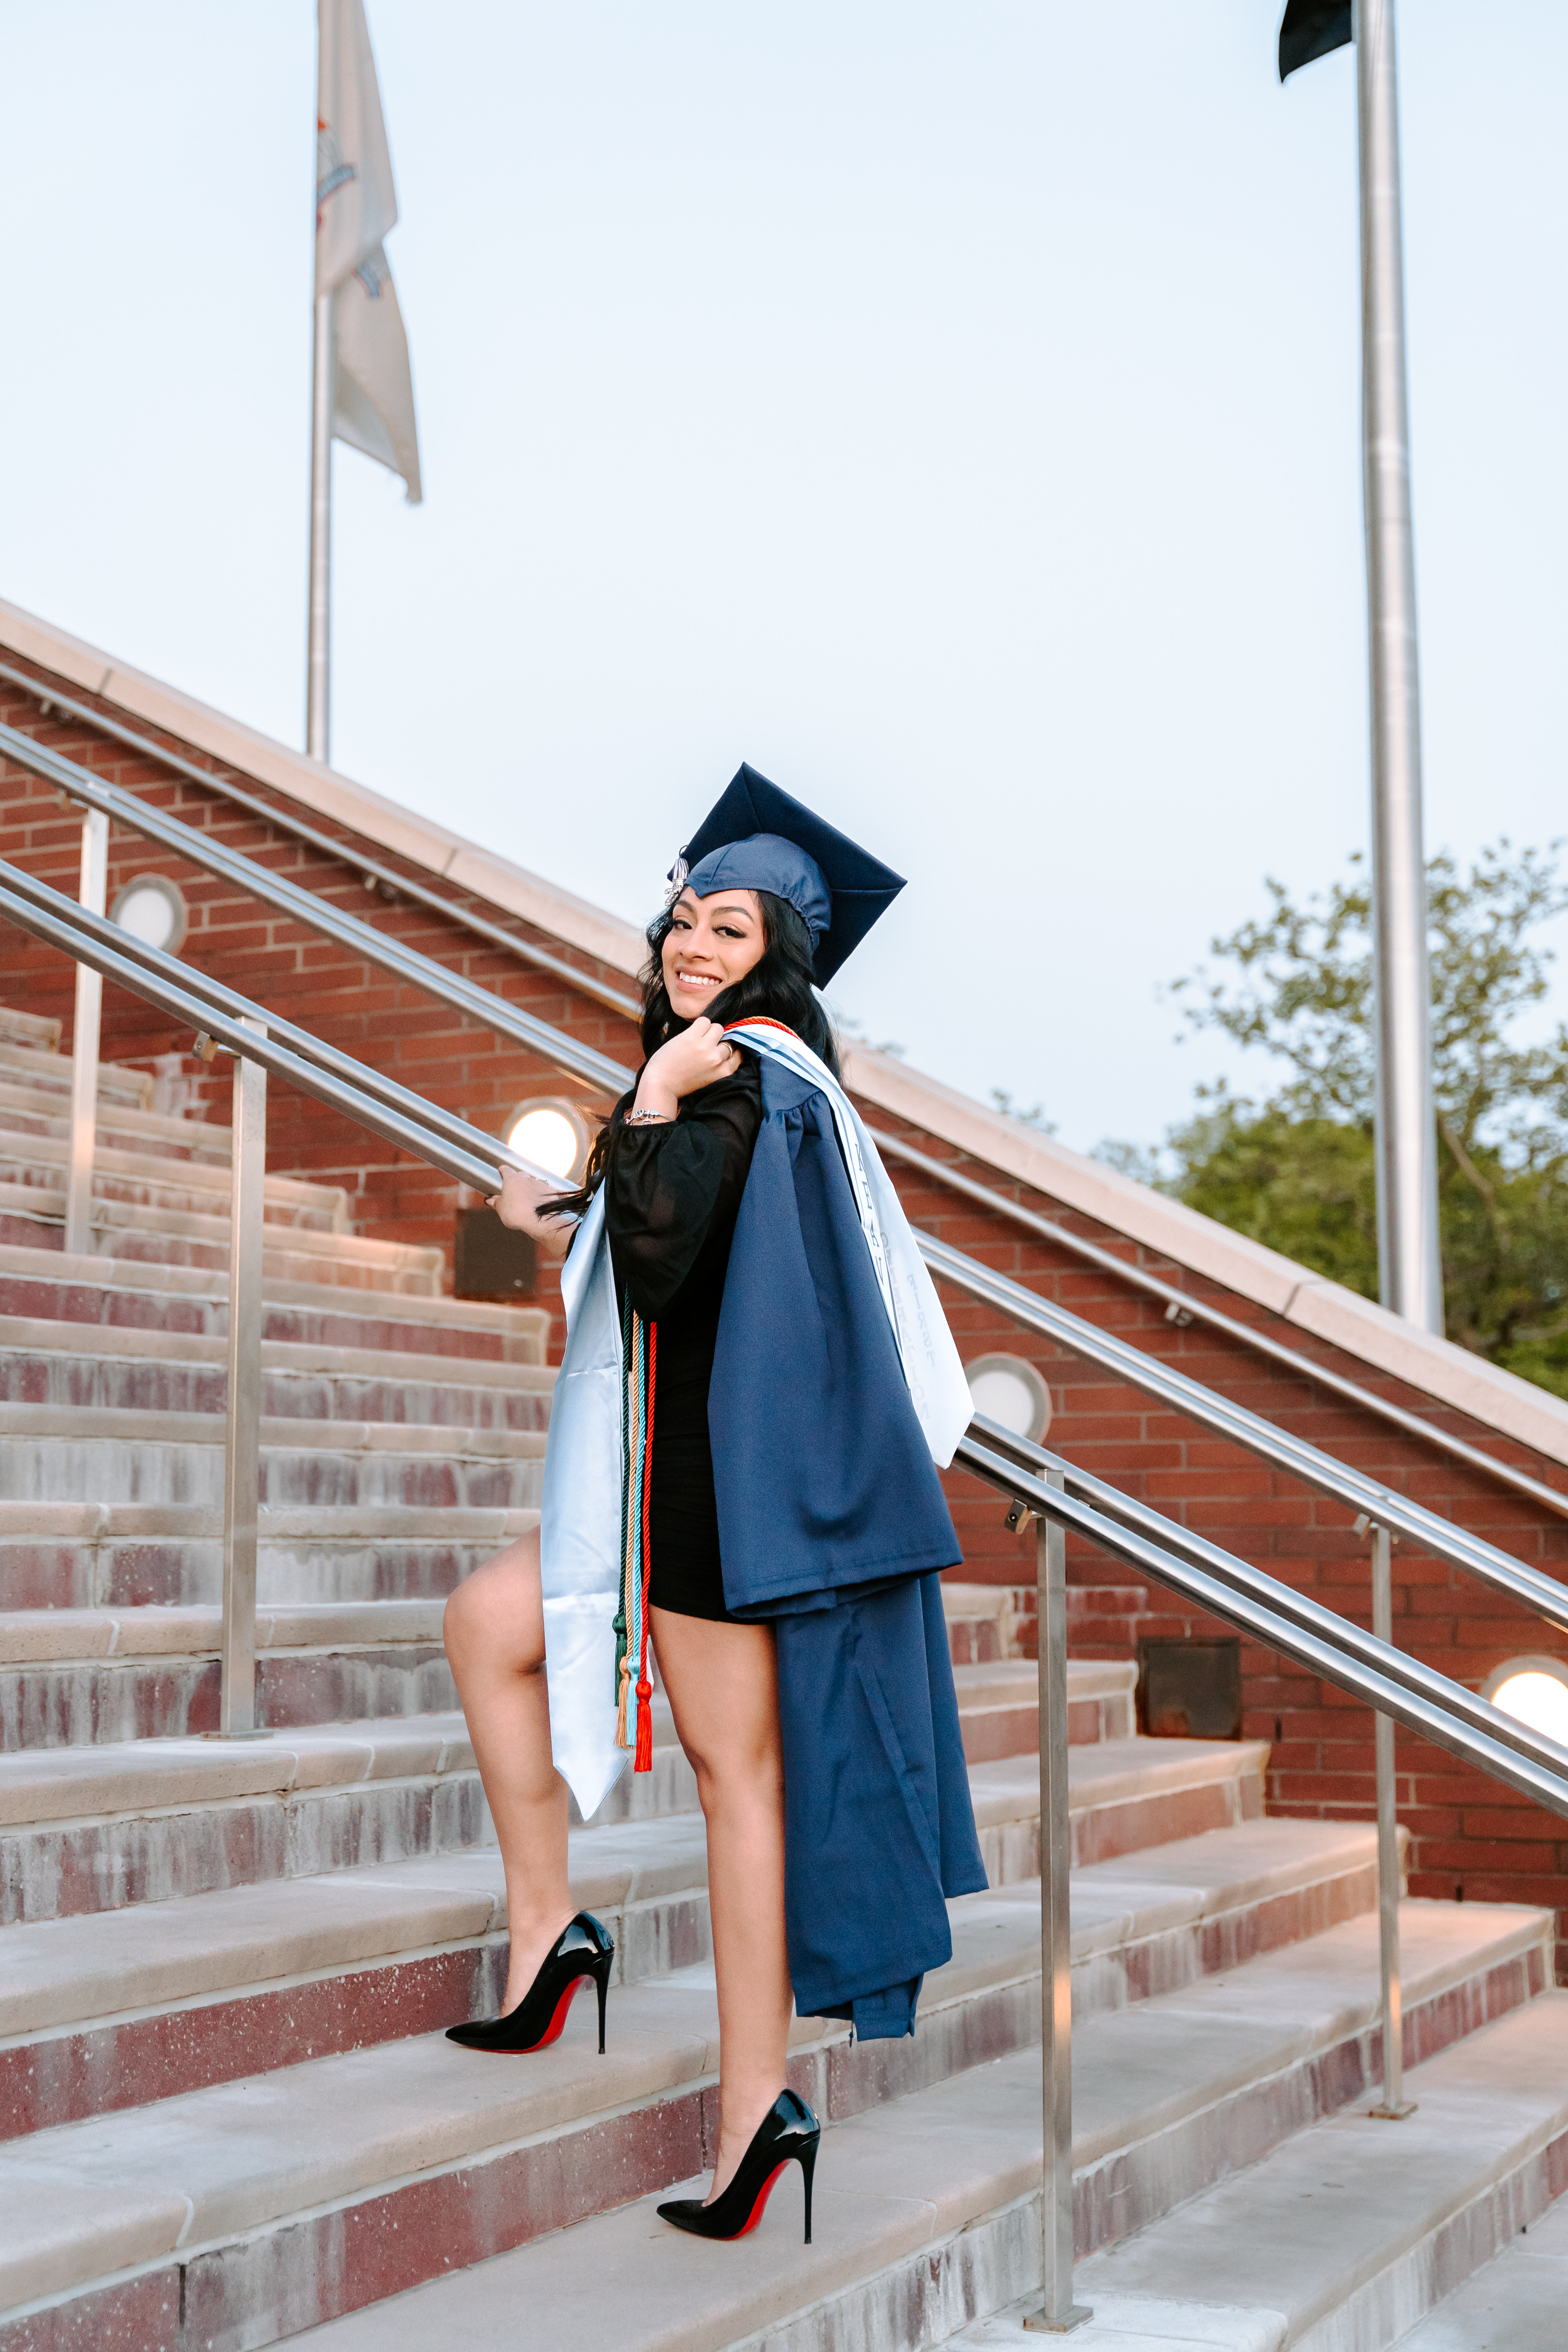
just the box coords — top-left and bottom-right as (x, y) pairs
(1126, 844), (1568, 1396)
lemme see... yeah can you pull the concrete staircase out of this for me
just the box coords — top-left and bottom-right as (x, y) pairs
(0, 1012), (1564, 2352)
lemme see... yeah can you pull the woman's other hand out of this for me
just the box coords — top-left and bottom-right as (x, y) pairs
(488, 1166), (575, 1258)
(635, 1018), (742, 1121)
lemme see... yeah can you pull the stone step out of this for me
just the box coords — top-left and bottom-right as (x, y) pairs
(0, 1076), (231, 1162)
(585, 1674), (1183, 1838)
(0, 1012), (64, 1056)
(2, 1902), (1547, 2351)
(0, 1402), (547, 1509)
(0, 1816), (1386, 2141)
(942, 1580), (1031, 1665)
(0, 1313), (556, 1425)
(1389, 2182), (1568, 2350)
(0, 1151), (343, 1237)
(0, 1711), (490, 1927)
(0, 1616), (1065, 1753)
(0, 1499), (540, 1609)
(971, 1735), (1267, 1883)
(0, 1033), (151, 1110)
(0, 1241), (548, 1357)
(953, 1658), (1134, 1762)
(0, 1706), (1247, 1924)
(0, 1117), (348, 1226)
(0, 1181), (443, 1290)
(584, 1730), (1261, 1877)
(0, 1600), (463, 1745)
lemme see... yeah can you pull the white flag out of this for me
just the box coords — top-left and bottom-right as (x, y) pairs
(315, 0), (422, 505)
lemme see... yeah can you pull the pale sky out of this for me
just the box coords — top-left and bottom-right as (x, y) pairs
(4, 3), (1566, 1152)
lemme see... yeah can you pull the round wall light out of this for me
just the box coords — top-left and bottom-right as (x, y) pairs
(505, 1098), (591, 1181)
(1483, 1655), (1568, 1746)
(109, 873), (188, 956)
(964, 1352), (1053, 1445)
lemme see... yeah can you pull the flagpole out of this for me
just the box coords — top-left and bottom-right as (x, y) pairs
(306, 289), (333, 763)
(1355, 0), (1441, 1332)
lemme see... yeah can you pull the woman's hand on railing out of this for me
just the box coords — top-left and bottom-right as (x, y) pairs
(488, 1167), (575, 1258)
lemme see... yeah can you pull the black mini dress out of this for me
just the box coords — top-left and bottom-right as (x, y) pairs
(603, 1059), (764, 1623)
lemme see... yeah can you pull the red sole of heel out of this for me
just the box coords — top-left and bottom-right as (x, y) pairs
(732, 2161), (788, 2237)
(525, 1972), (586, 2051)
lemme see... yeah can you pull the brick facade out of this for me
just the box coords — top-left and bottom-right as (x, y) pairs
(4, 664), (1568, 1971)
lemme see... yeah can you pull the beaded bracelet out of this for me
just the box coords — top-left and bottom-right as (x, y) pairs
(625, 1107), (674, 1127)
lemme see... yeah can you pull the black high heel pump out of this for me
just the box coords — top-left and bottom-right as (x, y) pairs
(657, 2088), (820, 2243)
(446, 1911), (615, 2054)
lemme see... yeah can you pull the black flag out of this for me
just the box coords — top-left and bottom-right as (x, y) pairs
(1279, 1), (1352, 82)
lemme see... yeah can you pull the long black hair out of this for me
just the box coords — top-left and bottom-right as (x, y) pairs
(545, 887), (840, 1218)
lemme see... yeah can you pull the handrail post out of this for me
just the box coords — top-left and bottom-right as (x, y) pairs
(1024, 1473), (1091, 2332)
(1366, 1517), (1414, 2117)
(64, 807), (108, 1257)
(218, 1020), (269, 1739)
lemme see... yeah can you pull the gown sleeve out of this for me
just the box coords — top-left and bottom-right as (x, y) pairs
(604, 1064), (762, 1322)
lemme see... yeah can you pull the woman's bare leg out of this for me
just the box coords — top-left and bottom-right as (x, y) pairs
(443, 1528), (574, 2011)
(651, 1606), (793, 2200)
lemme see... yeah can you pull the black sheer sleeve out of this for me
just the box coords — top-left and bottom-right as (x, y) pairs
(604, 1061), (763, 1323)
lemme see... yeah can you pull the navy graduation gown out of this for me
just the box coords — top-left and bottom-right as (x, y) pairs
(710, 1056), (988, 2036)
(710, 1061), (963, 1605)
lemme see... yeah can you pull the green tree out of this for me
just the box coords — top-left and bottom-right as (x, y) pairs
(1118, 844), (1568, 1397)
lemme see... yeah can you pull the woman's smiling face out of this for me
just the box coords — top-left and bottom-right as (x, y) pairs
(662, 886), (766, 1020)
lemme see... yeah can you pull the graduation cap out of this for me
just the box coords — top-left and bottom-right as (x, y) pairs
(1279, 0), (1351, 81)
(669, 764), (906, 989)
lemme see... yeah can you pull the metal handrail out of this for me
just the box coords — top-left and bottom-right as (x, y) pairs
(0, 719), (636, 1099)
(966, 1415), (1568, 1791)
(7, 720), (1568, 1644)
(878, 1123), (1568, 1526)
(960, 1431), (1568, 1814)
(0, 668), (641, 1019)
(926, 1234), (1568, 1637)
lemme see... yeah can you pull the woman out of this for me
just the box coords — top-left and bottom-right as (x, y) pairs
(443, 766), (984, 2245)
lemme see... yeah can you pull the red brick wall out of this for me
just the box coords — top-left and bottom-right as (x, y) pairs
(4, 663), (1568, 1970)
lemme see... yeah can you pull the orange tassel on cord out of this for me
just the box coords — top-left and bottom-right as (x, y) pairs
(633, 1323), (658, 1771)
